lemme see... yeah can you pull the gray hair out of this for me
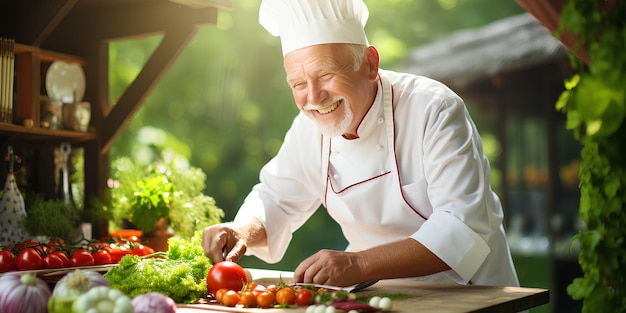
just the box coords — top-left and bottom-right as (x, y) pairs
(347, 44), (368, 71)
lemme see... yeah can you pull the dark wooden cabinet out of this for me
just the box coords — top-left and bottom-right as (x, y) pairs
(0, 0), (230, 237)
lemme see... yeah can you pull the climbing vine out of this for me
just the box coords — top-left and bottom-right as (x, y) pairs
(556, 0), (625, 312)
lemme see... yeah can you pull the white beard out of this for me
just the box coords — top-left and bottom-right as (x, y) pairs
(303, 97), (354, 138)
(318, 102), (353, 137)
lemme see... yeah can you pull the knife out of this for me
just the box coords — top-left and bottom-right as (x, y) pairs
(291, 280), (378, 292)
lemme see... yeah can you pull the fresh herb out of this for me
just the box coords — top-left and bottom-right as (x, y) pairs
(103, 232), (211, 303)
(109, 155), (224, 238)
(20, 193), (81, 239)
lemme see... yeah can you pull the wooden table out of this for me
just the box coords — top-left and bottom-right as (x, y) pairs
(178, 269), (549, 313)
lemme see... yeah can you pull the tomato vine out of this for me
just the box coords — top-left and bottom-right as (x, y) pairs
(556, 0), (625, 312)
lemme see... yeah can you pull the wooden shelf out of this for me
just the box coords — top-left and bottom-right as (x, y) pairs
(0, 122), (95, 144)
(14, 43), (86, 65)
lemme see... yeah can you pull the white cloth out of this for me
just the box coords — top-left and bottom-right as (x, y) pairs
(259, 0), (369, 55)
(235, 70), (520, 287)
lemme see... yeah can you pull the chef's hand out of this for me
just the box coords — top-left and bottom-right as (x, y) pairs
(294, 249), (365, 287)
(202, 217), (267, 263)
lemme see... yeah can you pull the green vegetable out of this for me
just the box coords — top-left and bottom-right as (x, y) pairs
(103, 232), (211, 304)
(71, 286), (133, 313)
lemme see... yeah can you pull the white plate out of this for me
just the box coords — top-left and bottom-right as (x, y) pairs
(45, 61), (86, 103)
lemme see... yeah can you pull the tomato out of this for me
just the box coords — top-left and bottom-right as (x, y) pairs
(132, 244), (155, 256)
(214, 288), (229, 303)
(51, 251), (70, 265)
(296, 288), (314, 306)
(276, 287), (296, 305)
(92, 250), (112, 265)
(206, 261), (248, 296)
(221, 290), (241, 307)
(238, 291), (257, 307)
(69, 250), (95, 267)
(0, 250), (17, 272)
(42, 253), (67, 269)
(16, 247), (43, 270)
(256, 291), (276, 308)
(109, 244), (131, 263)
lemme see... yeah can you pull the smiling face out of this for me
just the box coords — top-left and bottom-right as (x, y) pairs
(284, 44), (380, 138)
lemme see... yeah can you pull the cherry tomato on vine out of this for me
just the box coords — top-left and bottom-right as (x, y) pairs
(214, 288), (229, 303)
(221, 290), (241, 307)
(0, 250), (17, 272)
(109, 244), (131, 263)
(206, 261), (248, 296)
(256, 291), (276, 308)
(276, 287), (296, 305)
(69, 250), (95, 267)
(238, 291), (257, 307)
(92, 250), (112, 265)
(16, 247), (43, 270)
(296, 288), (314, 306)
(132, 244), (155, 256)
(42, 253), (67, 269)
(51, 251), (70, 264)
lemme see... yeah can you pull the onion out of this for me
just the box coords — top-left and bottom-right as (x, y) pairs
(48, 269), (110, 313)
(132, 292), (177, 313)
(0, 272), (51, 313)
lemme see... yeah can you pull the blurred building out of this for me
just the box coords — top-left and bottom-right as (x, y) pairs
(404, 13), (582, 313)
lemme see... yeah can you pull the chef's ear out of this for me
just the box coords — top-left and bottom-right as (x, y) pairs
(365, 46), (380, 82)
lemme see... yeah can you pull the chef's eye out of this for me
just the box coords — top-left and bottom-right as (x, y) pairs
(320, 73), (333, 80)
(291, 82), (306, 90)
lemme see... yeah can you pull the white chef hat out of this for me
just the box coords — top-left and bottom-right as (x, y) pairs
(259, 0), (370, 56)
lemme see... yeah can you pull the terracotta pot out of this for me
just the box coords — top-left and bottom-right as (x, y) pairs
(143, 218), (175, 252)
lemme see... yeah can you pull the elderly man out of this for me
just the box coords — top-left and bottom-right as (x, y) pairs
(202, 0), (520, 288)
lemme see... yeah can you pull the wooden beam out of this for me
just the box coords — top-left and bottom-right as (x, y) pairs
(54, 2), (218, 44)
(101, 22), (201, 153)
(33, 0), (79, 46)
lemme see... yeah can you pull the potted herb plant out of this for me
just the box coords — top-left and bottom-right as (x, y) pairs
(108, 155), (224, 250)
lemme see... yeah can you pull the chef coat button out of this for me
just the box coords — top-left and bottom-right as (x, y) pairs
(377, 117), (384, 124)
(376, 144), (383, 151)
(333, 174), (340, 180)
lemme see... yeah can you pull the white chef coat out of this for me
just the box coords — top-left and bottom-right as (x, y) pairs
(235, 70), (520, 287)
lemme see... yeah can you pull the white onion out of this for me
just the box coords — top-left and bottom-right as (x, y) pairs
(48, 269), (110, 313)
(0, 272), (51, 313)
(52, 269), (110, 297)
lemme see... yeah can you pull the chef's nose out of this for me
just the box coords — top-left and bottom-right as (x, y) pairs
(307, 81), (328, 105)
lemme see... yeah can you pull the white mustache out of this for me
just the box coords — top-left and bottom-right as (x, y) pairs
(303, 96), (345, 110)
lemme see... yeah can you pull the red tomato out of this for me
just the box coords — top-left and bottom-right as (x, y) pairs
(132, 244), (155, 256)
(51, 251), (70, 266)
(296, 288), (314, 306)
(69, 250), (95, 267)
(92, 250), (112, 265)
(109, 245), (131, 263)
(206, 261), (248, 296)
(42, 253), (67, 269)
(0, 250), (17, 272)
(16, 247), (43, 270)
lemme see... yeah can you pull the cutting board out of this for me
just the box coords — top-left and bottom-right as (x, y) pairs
(177, 269), (549, 313)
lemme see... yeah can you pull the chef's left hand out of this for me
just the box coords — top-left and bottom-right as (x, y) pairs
(293, 249), (365, 287)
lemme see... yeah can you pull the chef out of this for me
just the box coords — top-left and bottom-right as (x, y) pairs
(202, 0), (520, 288)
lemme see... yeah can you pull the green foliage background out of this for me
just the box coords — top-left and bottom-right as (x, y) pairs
(107, 0), (525, 270)
(556, 0), (626, 311)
